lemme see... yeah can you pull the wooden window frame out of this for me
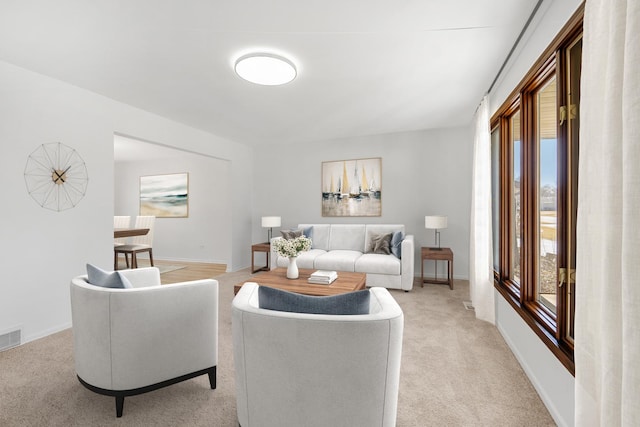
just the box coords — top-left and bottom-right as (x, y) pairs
(490, 4), (584, 375)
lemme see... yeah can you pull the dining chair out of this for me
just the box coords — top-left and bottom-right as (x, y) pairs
(113, 216), (131, 246)
(113, 216), (131, 268)
(114, 216), (155, 270)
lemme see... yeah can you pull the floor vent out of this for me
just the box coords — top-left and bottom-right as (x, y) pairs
(463, 301), (475, 311)
(0, 329), (21, 352)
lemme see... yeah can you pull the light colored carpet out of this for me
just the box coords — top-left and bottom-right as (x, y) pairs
(0, 270), (556, 426)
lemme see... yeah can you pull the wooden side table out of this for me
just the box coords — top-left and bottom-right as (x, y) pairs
(251, 242), (271, 273)
(421, 247), (454, 289)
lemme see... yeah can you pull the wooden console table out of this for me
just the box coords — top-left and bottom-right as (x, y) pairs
(421, 247), (454, 289)
(251, 242), (271, 273)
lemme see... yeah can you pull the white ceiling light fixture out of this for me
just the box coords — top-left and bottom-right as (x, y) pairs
(234, 53), (297, 86)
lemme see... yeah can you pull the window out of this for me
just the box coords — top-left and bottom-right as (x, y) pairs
(510, 110), (522, 287)
(536, 76), (558, 314)
(491, 7), (583, 373)
(491, 127), (500, 272)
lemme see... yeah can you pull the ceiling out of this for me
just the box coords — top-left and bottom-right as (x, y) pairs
(1, 1), (538, 147)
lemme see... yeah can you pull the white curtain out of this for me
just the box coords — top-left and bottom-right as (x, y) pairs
(575, 1), (640, 425)
(469, 95), (495, 324)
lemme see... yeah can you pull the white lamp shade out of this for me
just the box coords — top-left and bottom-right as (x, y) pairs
(425, 215), (448, 229)
(261, 216), (281, 228)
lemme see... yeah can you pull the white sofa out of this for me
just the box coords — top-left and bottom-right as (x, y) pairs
(70, 267), (218, 417)
(271, 224), (414, 291)
(232, 282), (404, 427)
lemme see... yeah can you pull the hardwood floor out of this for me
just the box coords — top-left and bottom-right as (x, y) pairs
(125, 258), (227, 284)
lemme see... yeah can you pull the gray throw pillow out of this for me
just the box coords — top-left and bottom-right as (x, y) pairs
(258, 286), (370, 315)
(86, 264), (133, 289)
(367, 232), (392, 255)
(281, 229), (303, 240)
(390, 231), (404, 259)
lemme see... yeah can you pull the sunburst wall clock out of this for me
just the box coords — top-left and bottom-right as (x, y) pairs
(24, 142), (89, 211)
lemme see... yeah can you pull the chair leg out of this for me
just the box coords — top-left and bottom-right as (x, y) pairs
(115, 395), (124, 417)
(132, 253), (137, 269)
(114, 252), (118, 270)
(148, 249), (154, 267)
(208, 366), (217, 389)
(124, 254), (130, 268)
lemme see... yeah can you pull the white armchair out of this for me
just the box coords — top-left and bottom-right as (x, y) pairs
(232, 282), (404, 427)
(70, 267), (218, 417)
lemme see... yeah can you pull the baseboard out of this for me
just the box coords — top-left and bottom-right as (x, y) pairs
(412, 273), (469, 281)
(153, 256), (227, 265)
(22, 322), (71, 347)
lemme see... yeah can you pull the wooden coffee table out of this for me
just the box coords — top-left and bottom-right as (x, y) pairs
(234, 268), (366, 296)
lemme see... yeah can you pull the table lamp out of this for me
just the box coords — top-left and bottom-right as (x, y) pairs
(425, 215), (448, 250)
(261, 216), (281, 243)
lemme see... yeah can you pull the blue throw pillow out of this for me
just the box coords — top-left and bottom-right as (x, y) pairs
(390, 231), (404, 259)
(86, 264), (133, 289)
(303, 226), (314, 247)
(258, 286), (370, 315)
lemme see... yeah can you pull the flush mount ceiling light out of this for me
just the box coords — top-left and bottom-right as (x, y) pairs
(234, 53), (297, 86)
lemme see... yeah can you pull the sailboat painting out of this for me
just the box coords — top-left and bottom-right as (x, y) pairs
(140, 173), (189, 218)
(321, 158), (381, 217)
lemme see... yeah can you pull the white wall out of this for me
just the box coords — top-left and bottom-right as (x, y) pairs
(252, 127), (473, 280)
(114, 151), (230, 264)
(496, 293), (575, 427)
(490, 0), (583, 115)
(487, 1), (583, 426)
(0, 60), (252, 345)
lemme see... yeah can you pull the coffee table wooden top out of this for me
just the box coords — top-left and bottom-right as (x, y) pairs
(234, 268), (366, 296)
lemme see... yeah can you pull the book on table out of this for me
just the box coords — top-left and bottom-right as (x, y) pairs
(308, 270), (338, 284)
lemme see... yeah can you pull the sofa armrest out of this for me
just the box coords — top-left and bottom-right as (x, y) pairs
(401, 235), (414, 291)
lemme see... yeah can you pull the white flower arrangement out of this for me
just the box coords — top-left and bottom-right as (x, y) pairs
(273, 235), (312, 258)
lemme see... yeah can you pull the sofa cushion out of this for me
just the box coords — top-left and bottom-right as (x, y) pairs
(355, 254), (401, 275)
(366, 232), (392, 255)
(86, 263), (133, 289)
(258, 286), (370, 315)
(298, 224), (330, 250)
(328, 224), (366, 251)
(390, 231), (404, 258)
(277, 249), (326, 269)
(314, 250), (362, 272)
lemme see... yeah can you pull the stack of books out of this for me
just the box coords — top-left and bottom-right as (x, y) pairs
(308, 270), (338, 285)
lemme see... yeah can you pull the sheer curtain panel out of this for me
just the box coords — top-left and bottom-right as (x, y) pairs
(575, 0), (640, 425)
(469, 95), (495, 324)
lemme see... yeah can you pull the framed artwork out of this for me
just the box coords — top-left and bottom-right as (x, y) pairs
(321, 157), (381, 217)
(140, 173), (189, 218)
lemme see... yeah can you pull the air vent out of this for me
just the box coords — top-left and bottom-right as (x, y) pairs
(0, 328), (21, 351)
(463, 301), (475, 311)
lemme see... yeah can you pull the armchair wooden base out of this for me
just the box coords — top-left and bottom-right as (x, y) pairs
(77, 366), (216, 417)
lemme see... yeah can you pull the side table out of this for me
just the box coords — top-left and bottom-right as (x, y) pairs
(251, 242), (271, 273)
(421, 247), (454, 289)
